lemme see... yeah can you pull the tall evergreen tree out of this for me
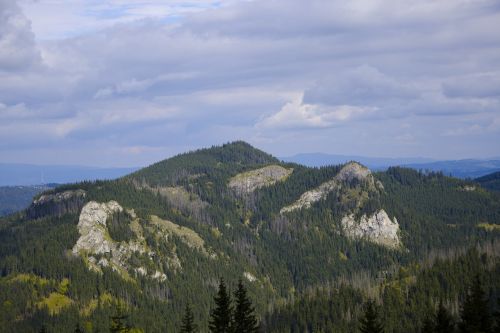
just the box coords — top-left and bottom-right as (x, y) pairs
(74, 323), (84, 333)
(459, 276), (492, 333)
(180, 303), (198, 333)
(493, 298), (500, 333)
(435, 301), (454, 333)
(359, 300), (384, 333)
(422, 318), (435, 333)
(110, 307), (131, 333)
(233, 279), (259, 333)
(209, 278), (233, 333)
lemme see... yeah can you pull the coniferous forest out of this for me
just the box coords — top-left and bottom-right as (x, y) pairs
(0, 142), (499, 332)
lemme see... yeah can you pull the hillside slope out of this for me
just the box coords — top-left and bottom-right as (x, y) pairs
(1, 142), (499, 332)
(476, 171), (500, 192)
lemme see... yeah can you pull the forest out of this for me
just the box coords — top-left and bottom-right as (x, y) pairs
(0, 142), (499, 332)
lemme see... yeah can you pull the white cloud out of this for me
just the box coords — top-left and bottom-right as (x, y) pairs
(1, 0), (500, 164)
(257, 94), (376, 129)
(0, 0), (40, 71)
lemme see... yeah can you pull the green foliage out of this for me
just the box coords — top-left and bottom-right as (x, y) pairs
(264, 248), (500, 333)
(475, 171), (500, 192)
(233, 279), (259, 333)
(435, 301), (455, 333)
(424, 301), (455, 333)
(110, 306), (133, 333)
(359, 300), (384, 333)
(108, 211), (135, 243)
(180, 303), (198, 333)
(459, 276), (493, 333)
(209, 278), (233, 333)
(0, 142), (500, 332)
(0, 185), (50, 217)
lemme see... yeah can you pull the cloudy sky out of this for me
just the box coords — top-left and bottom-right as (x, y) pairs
(1, 0), (499, 167)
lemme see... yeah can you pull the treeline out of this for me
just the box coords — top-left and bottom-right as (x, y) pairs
(36, 278), (260, 333)
(263, 247), (500, 332)
(38, 271), (500, 333)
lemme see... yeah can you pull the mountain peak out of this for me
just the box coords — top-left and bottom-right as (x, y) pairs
(128, 141), (278, 186)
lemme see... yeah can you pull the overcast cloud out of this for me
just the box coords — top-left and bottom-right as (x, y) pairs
(0, 0), (499, 166)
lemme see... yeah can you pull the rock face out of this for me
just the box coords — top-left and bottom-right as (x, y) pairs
(72, 201), (167, 281)
(341, 210), (400, 248)
(228, 165), (293, 195)
(27, 190), (86, 219)
(72, 201), (122, 256)
(281, 162), (373, 213)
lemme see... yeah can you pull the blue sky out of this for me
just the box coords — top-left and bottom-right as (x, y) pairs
(1, 0), (499, 167)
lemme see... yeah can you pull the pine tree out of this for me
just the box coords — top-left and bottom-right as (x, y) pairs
(422, 318), (435, 333)
(459, 276), (492, 333)
(493, 298), (500, 333)
(180, 303), (198, 333)
(74, 323), (84, 333)
(359, 300), (384, 333)
(435, 301), (454, 333)
(233, 279), (259, 333)
(209, 278), (233, 333)
(110, 306), (131, 333)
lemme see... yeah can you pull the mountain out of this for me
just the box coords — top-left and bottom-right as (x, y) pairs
(0, 163), (139, 186)
(283, 153), (500, 178)
(475, 171), (500, 192)
(282, 152), (434, 170)
(0, 184), (57, 217)
(1, 141), (499, 332)
(403, 159), (500, 178)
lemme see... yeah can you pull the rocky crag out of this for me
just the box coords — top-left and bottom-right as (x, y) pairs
(228, 165), (293, 196)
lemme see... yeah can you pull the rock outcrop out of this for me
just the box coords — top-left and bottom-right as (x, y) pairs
(341, 210), (400, 248)
(72, 201), (167, 281)
(228, 165), (293, 195)
(72, 201), (123, 256)
(281, 162), (373, 213)
(27, 189), (86, 219)
(149, 215), (209, 256)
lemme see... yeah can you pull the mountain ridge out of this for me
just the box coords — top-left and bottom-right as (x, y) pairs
(1, 141), (499, 332)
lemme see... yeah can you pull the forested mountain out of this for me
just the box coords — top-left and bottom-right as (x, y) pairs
(1, 141), (499, 332)
(476, 171), (500, 192)
(0, 184), (57, 217)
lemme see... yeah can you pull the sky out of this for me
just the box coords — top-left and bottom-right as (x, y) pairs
(0, 0), (499, 167)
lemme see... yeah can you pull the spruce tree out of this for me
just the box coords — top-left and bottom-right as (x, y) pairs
(209, 278), (233, 333)
(74, 323), (84, 333)
(459, 276), (492, 333)
(422, 318), (435, 333)
(180, 303), (198, 333)
(110, 306), (131, 333)
(233, 279), (259, 333)
(359, 300), (384, 333)
(435, 301), (454, 333)
(493, 298), (500, 333)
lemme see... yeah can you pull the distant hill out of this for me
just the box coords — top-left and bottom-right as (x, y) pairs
(0, 184), (57, 217)
(0, 163), (139, 186)
(404, 159), (500, 178)
(281, 153), (434, 170)
(283, 153), (500, 178)
(475, 171), (500, 191)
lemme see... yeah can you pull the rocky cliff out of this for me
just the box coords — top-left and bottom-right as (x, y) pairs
(72, 201), (167, 281)
(281, 162), (375, 213)
(341, 210), (400, 248)
(26, 189), (86, 219)
(228, 165), (293, 195)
